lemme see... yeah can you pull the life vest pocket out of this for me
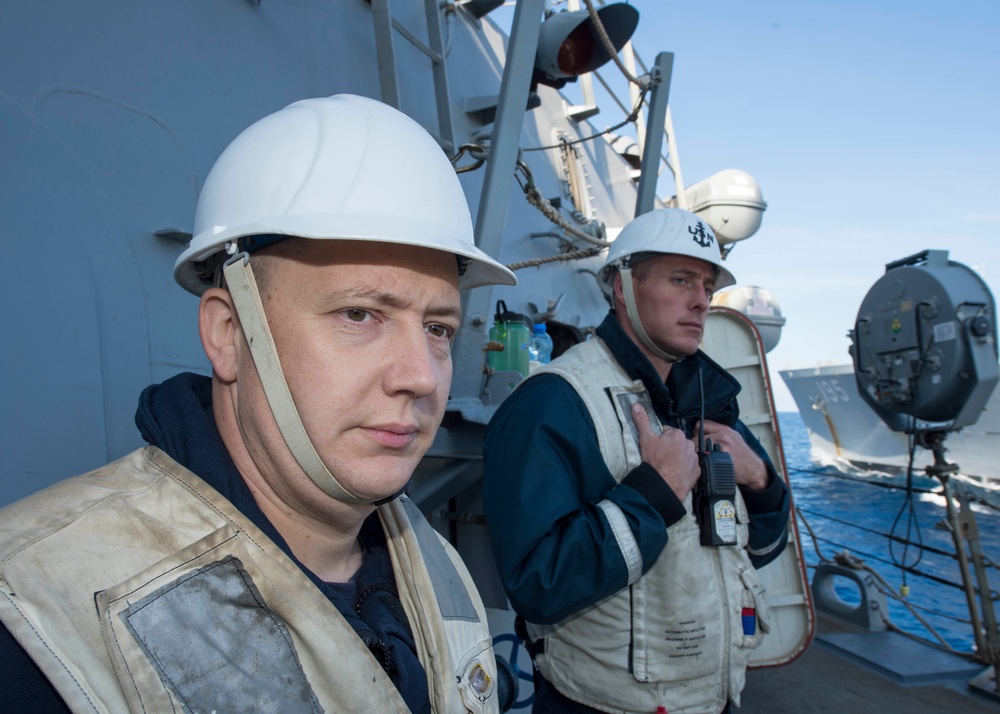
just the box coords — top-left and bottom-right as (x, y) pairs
(96, 526), (323, 713)
(628, 522), (723, 686)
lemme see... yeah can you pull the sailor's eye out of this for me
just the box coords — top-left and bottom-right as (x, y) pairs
(426, 324), (453, 339)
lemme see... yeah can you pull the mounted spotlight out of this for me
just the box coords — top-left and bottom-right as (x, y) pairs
(848, 249), (998, 476)
(534, 3), (640, 89)
(849, 250), (998, 434)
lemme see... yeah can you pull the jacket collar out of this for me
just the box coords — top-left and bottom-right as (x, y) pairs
(596, 311), (742, 424)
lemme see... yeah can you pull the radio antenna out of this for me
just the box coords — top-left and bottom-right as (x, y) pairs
(698, 367), (706, 451)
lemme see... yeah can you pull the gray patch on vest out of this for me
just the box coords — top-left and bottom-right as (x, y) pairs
(400, 498), (479, 622)
(121, 556), (321, 713)
(611, 387), (662, 440)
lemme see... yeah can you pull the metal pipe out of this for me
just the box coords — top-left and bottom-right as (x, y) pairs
(621, 42), (645, 157)
(952, 481), (1000, 683)
(370, 0), (401, 109)
(665, 106), (687, 208)
(634, 52), (673, 217)
(942, 478), (989, 657)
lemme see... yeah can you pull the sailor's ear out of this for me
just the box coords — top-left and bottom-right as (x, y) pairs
(612, 271), (625, 305)
(199, 288), (239, 383)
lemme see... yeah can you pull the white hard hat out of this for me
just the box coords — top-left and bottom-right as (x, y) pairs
(600, 208), (736, 363)
(599, 208), (736, 294)
(174, 94), (516, 294)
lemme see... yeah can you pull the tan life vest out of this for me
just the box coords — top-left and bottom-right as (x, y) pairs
(523, 338), (771, 714)
(0, 446), (498, 714)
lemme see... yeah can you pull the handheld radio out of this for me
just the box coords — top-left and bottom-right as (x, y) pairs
(694, 370), (738, 547)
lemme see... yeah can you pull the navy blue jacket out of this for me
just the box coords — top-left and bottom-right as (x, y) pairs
(483, 312), (790, 625)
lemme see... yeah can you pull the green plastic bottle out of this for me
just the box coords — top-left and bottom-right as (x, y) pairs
(487, 300), (531, 378)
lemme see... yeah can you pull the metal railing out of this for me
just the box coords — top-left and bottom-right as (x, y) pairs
(789, 461), (1000, 671)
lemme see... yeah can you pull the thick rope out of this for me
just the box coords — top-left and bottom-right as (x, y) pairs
(582, 0), (645, 87)
(523, 187), (612, 247)
(505, 247), (603, 272)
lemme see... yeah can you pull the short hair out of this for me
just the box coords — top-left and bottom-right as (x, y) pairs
(216, 237), (305, 297)
(248, 238), (305, 296)
(629, 254), (720, 284)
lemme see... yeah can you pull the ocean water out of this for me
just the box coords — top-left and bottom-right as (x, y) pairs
(777, 410), (1000, 654)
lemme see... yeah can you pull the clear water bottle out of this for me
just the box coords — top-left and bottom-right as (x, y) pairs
(529, 322), (553, 368)
(487, 300), (531, 378)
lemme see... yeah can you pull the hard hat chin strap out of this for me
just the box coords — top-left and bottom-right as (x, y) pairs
(619, 267), (682, 364)
(222, 254), (374, 506)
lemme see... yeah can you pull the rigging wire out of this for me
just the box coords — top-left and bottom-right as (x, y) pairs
(888, 419), (925, 594)
(523, 85), (651, 153)
(796, 507), (967, 561)
(441, 2), (455, 57)
(888, 304), (937, 592)
(787, 463), (1000, 510)
(449, 2), (660, 265)
(787, 464), (938, 492)
(807, 533), (966, 590)
(449, 148), (613, 253)
(795, 508), (970, 655)
(835, 552), (964, 652)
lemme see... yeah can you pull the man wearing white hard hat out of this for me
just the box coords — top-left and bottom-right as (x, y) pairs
(0, 95), (515, 713)
(482, 208), (789, 714)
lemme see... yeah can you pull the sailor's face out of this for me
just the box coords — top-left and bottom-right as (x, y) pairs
(628, 253), (716, 358)
(240, 239), (461, 505)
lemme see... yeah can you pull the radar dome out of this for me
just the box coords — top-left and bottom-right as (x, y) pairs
(712, 285), (786, 353)
(671, 169), (767, 245)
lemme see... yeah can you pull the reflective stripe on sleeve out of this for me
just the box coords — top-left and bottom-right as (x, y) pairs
(597, 499), (643, 585)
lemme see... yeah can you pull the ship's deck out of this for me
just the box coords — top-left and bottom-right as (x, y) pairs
(740, 614), (1000, 713)
(490, 607), (1000, 712)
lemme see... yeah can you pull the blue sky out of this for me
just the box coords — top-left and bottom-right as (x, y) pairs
(497, 1), (1000, 410)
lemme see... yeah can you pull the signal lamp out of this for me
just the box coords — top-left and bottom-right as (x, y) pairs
(534, 4), (639, 88)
